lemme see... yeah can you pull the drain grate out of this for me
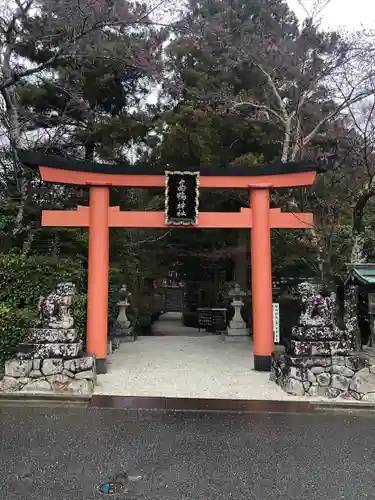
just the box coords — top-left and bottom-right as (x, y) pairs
(99, 481), (128, 495)
(99, 473), (142, 496)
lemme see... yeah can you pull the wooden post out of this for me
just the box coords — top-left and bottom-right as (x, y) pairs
(86, 186), (110, 374)
(250, 186), (274, 371)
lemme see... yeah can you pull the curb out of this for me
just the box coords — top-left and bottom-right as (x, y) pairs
(1, 394), (374, 412)
(88, 395), (375, 413)
(313, 401), (375, 411)
(0, 392), (91, 406)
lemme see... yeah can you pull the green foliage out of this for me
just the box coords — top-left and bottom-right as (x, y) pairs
(132, 311), (153, 335)
(279, 296), (300, 344)
(0, 253), (86, 307)
(0, 252), (86, 365)
(0, 303), (35, 366)
(231, 152), (264, 168)
(71, 292), (88, 338)
(182, 311), (199, 328)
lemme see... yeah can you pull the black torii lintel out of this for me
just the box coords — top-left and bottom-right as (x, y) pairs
(18, 150), (326, 177)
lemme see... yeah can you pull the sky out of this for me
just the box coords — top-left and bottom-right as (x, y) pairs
(287, 0), (375, 31)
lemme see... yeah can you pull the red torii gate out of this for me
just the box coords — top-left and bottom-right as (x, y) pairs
(20, 151), (322, 374)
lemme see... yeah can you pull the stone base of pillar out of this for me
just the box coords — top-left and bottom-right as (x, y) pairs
(227, 327), (248, 336)
(120, 334), (137, 342)
(254, 355), (271, 371)
(222, 332), (251, 342)
(96, 358), (107, 375)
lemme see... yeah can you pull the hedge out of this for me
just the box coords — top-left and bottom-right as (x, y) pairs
(0, 252), (87, 366)
(0, 251), (137, 366)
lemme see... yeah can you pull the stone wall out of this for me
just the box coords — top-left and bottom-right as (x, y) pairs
(0, 356), (95, 395)
(271, 350), (375, 401)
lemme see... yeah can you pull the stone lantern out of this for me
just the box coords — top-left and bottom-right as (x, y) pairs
(227, 284), (248, 338)
(114, 285), (135, 341)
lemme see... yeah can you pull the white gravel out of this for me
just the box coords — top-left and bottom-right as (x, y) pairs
(95, 335), (330, 401)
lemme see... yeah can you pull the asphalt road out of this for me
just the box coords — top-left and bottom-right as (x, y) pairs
(1, 404), (375, 499)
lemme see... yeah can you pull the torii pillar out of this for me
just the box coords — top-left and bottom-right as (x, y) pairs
(250, 185), (274, 371)
(86, 186), (110, 374)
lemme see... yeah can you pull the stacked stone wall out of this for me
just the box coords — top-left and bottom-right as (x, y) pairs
(271, 351), (375, 400)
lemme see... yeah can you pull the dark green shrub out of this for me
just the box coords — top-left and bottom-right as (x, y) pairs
(0, 252), (138, 364)
(0, 303), (35, 366)
(126, 304), (138, 325)
(0, 252), (86, 366)
(0, 252), (86, 308)
(182, 311), (199, 328)
(71, 292), (88, 337)
(279, 296), (300, 345)
(133, 311), (152, 335)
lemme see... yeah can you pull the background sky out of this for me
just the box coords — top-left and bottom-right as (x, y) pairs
(287, 0), (375, 30)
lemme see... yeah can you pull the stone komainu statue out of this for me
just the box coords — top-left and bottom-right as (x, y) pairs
(38, 282), (76, 329)
(298, 282), (336, 327)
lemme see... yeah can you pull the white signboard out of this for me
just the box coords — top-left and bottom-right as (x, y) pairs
(273, 303), (280, 343)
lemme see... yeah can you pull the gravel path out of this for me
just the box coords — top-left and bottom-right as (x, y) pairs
(95, 335), (326, 400)
(151, 312), (209, 336)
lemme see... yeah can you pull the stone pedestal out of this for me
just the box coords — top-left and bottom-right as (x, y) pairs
(0, 282), (96, 396)
(225, 284), (248, 340)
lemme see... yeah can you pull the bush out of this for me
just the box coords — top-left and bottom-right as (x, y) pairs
(182, 311), (199, 328)
(234, 296), (300, 344)
(0, 303), (36, 366)
(0, 252), (137, 364)
(0, 252), (87, 308)
(132, 311), (153, 335)
(71, 292), (88, 337)
(0, 252), (87, 366)
(278, 296), (300, 345)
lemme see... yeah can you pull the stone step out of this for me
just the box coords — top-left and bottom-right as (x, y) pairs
(292, 326), (343, 341)
(16, 342), (82, 359)
(290, 340), (351, 357)
(28, 328), (79, 343)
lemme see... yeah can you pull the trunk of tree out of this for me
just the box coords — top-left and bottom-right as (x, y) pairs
(1, 38), (28, 238)
(350, 188), (375, 263)
(1, 85), (27, 237)
(85, 141), (95, 161)
(281, 118), (291, 163)
(350, 232), (366, 264)
(344, 284), (362, 350)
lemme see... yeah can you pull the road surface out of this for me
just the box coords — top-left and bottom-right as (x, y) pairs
(0, 402), (374, 499)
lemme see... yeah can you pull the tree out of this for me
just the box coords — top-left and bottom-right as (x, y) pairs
(0, 0), (175, 245)
(176, 0), (374, 163)
(153, 0), (338, 285)
(310, 85), (375, 269)
(158, 0), (375, 287)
